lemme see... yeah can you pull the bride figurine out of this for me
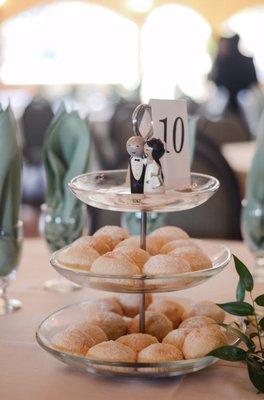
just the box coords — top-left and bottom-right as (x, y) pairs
(144, 138), (165, 194)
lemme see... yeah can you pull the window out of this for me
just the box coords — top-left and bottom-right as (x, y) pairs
(0, 1), (139, 87)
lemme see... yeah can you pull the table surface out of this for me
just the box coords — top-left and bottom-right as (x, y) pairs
(222, 141), (256, 198)
(0, 238), (263, 400)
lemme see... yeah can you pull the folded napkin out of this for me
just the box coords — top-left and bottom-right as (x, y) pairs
(244, 111), (264, 248)
(43, 105), (91, 251)
(0, 106), (22, 276)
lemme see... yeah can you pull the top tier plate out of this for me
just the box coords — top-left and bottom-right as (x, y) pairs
(69, 170), (219, 213)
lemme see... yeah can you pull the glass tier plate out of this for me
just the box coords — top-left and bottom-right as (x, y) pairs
(36, 299), (242, 378)
(69, 170), (219, 212)
(50, 241), (231, 293)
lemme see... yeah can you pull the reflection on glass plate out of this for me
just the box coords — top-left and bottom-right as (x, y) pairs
(69, 170), (219, 212)
(50, 241), (231, 293)
(36, 299), (242, 378)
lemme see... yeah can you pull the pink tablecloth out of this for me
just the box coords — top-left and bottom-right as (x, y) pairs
(0, 239), (263, 400)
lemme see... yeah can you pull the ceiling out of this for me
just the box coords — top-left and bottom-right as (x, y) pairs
(0, 0), (263, 30)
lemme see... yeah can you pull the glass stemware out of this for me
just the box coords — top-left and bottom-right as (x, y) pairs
(0, 221), (23, 315)
(241, 199), (264, 281)
(39, 204), (85, 292)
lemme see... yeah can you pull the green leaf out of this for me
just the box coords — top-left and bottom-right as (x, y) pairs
(233, 254), (254, 292)
(208, 346), (247, 361)
(255, 294), (264, 307)
(236, 279), (246, 301)
(220, 323), (255, 351)
(217, 301), (255, 316)
(259, 317), (264, 330)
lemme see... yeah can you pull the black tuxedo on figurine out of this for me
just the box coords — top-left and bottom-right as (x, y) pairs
(126, 136), (146, 194)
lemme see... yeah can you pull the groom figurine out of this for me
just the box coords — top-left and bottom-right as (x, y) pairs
(126, 136), (146, 194)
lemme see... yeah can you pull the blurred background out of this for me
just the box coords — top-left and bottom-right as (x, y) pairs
(1, 0), (264, 239)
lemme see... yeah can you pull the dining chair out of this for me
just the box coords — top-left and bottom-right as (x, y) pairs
(166, 136), (242, 239)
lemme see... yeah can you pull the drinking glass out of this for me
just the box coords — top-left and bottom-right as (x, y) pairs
(0, 221), (23, 315)
(241, 199), (264, 281)
(39, 204), (85, 292)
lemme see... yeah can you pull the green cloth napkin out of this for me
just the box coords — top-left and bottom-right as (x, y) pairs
(43, 105), (91, 251)
(0, 106), (22, 276)
(244, 111), (264, 249)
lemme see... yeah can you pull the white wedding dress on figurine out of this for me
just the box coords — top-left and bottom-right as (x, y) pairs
(144, 160), (165, 194)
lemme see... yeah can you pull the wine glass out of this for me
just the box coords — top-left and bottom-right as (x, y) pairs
(39, 204), (85, 292)
(0, 221), (23, 315)
(241, 199), (264, 281)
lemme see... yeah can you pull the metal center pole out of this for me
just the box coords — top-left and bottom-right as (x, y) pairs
(139, 211), (147, 333)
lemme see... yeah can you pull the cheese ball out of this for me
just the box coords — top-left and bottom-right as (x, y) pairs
(128, 311), (173, 341)
(57, 245), (99, 271)
(148, 298), (185, 328)
(169, 247), (212, 271)
(74, 235), (112, 255)
(179, 316), (217, 333)
(84, 297), (124, 316)
(183, 325), (228, 359)
(90, 252), (141, 276)
(143, 255), (191, 275)
(93, 226), (129, 248)
(116, 333), (158, 353)
(160, 239), (200, 255)
(138, 343), (183, 362)
(162, 328), (189, 350)
(87, 340), (136, 362)
(52, 326), (96, 355)
(75, 322), (108, 344)
(86, 311), (127, 340)
(150, 226), (189, 241)
(183, 300), (225, 323)
(115, 236), (163, 255)
(117, 293), (153, 317)
(113, 247), (150, 269)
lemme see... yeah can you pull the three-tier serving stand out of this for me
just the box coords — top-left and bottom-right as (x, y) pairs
(36, 169), (234, 377)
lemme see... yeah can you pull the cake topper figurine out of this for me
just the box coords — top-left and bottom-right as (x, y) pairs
(144, 138), (165, 194)
(126, 136), (146, 194)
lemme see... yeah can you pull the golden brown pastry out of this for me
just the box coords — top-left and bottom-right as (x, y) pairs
(113, 247), (150, 269)
(90, 252), (141, 276)
(183, 300), (225, 323)
(162, 328), (189, 350)
(159, 239), (200, 255)
(74, 235), (112, 255)
(75, 322), (108, 344)
(86, 311), (127, 340)
(115, 236), (163, 255)
(169, 247), (212, 271)
(116, 333), (158, 353)
(142, 254), (191, 275)
(150, 226), (189, 242)
(87, 340), (136, 362)
(147, 298), (185, 328)
(128, 311), (173, 341)
(84, 297), (124, 316)
(179, 316), (217, 333)
(52, 326), (95, 355)
(117, 293), (153, 317)
(93, 226), (129, 248)
(57, 244), (99, 270)
(183, 325), (228, 359)
(138, 343), (183, 362)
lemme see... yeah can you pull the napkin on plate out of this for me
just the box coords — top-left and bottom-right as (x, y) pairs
(43, 105), (91, 251)
(0, 106), (22, 276)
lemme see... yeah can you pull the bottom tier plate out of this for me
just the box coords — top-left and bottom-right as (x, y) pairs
(36, 300), (241, 378)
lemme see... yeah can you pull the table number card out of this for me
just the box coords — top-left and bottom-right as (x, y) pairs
(149, 99), (191, 190)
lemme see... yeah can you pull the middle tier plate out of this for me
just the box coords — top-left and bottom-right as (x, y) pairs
(50, 241), (231, 293)
(69, 170), (219, 212)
